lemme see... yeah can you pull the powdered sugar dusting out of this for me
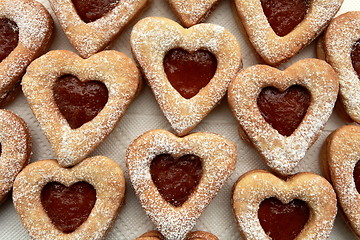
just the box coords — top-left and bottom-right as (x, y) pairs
(131, 17), (242, 136)
(232, 171), (337, 239)
(21, 50), (140, 167)
(228, 59), (338, 175)
(126, 129), (236, 240)
(234, 0), (343, 66)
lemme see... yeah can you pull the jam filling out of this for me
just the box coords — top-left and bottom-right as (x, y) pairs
(261, 0), (311, 37)
(150, 154), (203, 207)
(41, 182), (96, 233)
(257, 85), (311, 136)
(53, 74), (108, 129)
(163, 48), (217, 99)
(353, 160), (360, 194)
(72, 0), (120, 23)
(351, 39), (360, 79)
(258, 198), (310, 240)
(0, 18), (19, 63)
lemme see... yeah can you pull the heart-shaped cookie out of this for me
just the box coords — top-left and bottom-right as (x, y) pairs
(167, 0), (220, 27)
(234, 0), (343, 66)
(0, 110), (31, 204)
(22, 50), (140, 167)
(228, 59), (338, 175)
(13, 156), (125, 239)
(126, 129), (236, 240)
(322, 125), (360, 238)
(136, 230), (219, 240)
(0, 0), (53, 107)
(131, 17), (242, 136)
(318, 11), (360, 124)
(48, 0), (150, 58)
(232, 170), (337, 240)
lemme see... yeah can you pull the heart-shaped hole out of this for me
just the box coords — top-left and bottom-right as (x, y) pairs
(257, 85), (311, 136)
(258, 197), (310, 240)
(41, 181), (97, 233)
(150, 154), (203, 207)
(351, 39), (360, 79)
(0, 18), (19, 63)
(261, 0), (311, 37)
(53, 74), (108, 129)
(163, 48), (217, 99)
(72, 0), (120, 23)
(353, 160), (360, 194)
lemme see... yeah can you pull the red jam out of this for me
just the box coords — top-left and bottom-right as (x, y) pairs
(353, 160), (360, 193)
(258, 198), (310, 240)
(41, 182), (96, 233)
(163, 48), (217, 99)
(261, 0), (310, 37)
(72, 0), (120, 23)
(53, 75), (108, 129)
(0, 19), (19, 63)
(150, 154), (203, 207)
(351, 39), (360, 78)
(257, 85), (311, 136)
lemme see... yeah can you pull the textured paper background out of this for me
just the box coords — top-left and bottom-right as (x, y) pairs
(0, 0), (359, 239)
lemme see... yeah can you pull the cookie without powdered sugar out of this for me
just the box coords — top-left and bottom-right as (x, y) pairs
(131, 17), (242, 136)
(48, 0), (151, 58)
(228, 58), (338, 175)
(126, 129), (236, 240)
(136, 230), (219, 240)
(0, 0), (53, 107)
(22, 50), (141, 167)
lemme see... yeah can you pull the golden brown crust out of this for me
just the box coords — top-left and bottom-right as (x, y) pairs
(234, 0), (343, 66)
(0, 109), (31, 204)
(320, 11), (360, 124)
(131, 17), (242, 136)
(137, 230), (219, 240)
(48, 0), (151, 58)
(322, 125), (360, 238)
(126, 129), (237, 240)
(21, 50), (141, 167)
(167, 0), (221, 27)
(0, 0), (53, 107)
(13, 156), (125, 240)
(232, 170), (337, 240)
(228, 58), (339, 175)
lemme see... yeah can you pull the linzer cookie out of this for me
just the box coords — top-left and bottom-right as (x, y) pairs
(136, 230), (219, 240)
(0, 0), (53, 107)
(168, 0), (221, 27)
(131, 17), (242, 136)
(13, 156), (125, 240)
(48, 0), (151, 58)
(322, 125), (360, 238)
(126, 129), (236, 240)
(22, 50), (140, 167)
(228, 59), (338, 175)
(234, 0), (343, 66)
(232, 170), (337, 240)
(318, 11), (360, 124)
(0, 110), (31, 204)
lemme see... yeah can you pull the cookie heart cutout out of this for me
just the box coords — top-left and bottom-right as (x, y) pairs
(137, 230), (219, 240)
(13, 156), (125, 239)
(22, 50), (140, 167)
(131, 17), (242, 136)
(234, 0), (343, 66)
(0, 110), (31, 204)
(232, 170), (337, 239)
(167, 0), (221, 27)
(228, 59), (338, 175)
(49, 0), (150, 58)
(126, 129), (236, 240)
(322, 125), (360, 238)
(0, 0), (53, 107)
(319, 11), (360, 123)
